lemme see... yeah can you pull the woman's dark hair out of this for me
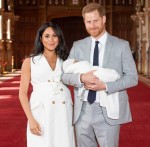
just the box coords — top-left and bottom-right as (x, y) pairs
(30, 21), (68, 61)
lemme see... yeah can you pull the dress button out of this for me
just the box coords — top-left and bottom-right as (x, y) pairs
(48, 80), (50, 82)
(62, 101), (65, 104)
(60, 88), (63, 91)
(52, 101), (55, 104)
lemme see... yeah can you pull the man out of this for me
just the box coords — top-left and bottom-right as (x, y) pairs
(62, 3), (138, 147)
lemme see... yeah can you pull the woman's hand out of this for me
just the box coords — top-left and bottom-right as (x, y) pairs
(29, 118), (42, 136)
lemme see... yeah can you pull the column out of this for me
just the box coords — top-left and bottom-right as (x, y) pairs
(136, 15), (142, 73)
(142, 6), (150, 76)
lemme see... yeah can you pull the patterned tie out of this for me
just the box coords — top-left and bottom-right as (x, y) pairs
(87, 41), (99, 104)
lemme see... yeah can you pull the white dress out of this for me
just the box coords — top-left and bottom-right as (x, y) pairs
(27, 54), (75, 147)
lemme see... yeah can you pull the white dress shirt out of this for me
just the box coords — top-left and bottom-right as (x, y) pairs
(83, 31), (107, 102)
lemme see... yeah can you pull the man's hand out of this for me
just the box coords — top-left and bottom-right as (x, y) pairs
(81, 70), (106, 91)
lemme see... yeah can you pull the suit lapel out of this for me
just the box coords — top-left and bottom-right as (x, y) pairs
(102, 34), (112, 67)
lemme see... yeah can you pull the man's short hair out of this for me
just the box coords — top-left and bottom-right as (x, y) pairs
(82, 3), (106, 17)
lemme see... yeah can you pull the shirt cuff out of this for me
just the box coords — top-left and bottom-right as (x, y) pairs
(78, 74), (84, 87)
(105, 83), (108, 92)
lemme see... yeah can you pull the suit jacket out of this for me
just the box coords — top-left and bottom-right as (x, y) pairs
(62, 33), (138, 125)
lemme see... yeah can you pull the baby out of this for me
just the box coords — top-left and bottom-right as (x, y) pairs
(63, 59), (120, 119)
(63, 58), (120, 85)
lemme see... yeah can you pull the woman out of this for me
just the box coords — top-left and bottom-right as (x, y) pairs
(19, 22), (75, 147)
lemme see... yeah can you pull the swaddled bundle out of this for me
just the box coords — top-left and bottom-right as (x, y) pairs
(63, 59), (120, 119)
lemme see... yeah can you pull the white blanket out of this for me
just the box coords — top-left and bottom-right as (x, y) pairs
(63, 59), (120, 119)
